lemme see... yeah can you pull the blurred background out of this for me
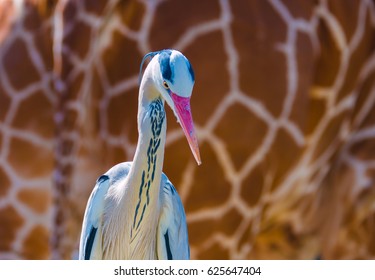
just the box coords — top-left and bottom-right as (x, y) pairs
(1, 0), (375, 259)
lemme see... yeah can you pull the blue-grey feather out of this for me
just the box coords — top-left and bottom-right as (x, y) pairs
(158, 50), (173, 82)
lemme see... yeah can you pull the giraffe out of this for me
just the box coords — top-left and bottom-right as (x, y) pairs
(1, 0), (375, 260)
(0, 0), (55, 259)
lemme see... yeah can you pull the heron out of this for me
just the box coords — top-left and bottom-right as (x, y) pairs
(78, 49), (201, 260)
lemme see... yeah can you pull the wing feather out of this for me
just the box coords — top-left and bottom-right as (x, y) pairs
(157, 175), (190, 260)
(79, 175), (110, 260)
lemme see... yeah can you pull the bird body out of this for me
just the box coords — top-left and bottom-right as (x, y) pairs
(79, 49), (200, 260)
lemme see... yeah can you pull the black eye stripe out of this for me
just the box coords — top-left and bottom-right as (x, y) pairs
(163, 81), (169, 89)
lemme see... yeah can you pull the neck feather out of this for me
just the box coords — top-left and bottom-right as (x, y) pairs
(126, 93), (166, 255)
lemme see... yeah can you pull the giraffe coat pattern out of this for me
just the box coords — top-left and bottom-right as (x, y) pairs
(1, 0), (375, 259)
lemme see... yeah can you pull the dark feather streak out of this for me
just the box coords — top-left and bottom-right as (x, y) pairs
(84, 226), (97, 260)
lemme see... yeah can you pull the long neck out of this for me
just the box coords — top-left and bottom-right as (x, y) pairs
(130, 95), (166, 199)
(124, 81), (167, 255)
(132, 84), (166, 175)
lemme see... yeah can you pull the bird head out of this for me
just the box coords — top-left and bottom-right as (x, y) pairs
(139, 49), (201, 165)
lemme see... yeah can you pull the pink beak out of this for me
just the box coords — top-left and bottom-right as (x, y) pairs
(171, 92), (201, 165)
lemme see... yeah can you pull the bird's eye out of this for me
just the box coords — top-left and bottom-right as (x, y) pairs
(162, 81), (169, 89)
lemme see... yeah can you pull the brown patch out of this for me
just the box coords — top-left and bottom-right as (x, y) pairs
(23, 6), (40, 31)
(64, 20), (92, 60)
(8, 138), (54, 178)
(196, 242), (229, 260)
(118, 0), (145, 31)
(3, 38), (41, 91)
(267, 129), (304, 192)
(164, 136), (196, 188)
(27, 0), (56, 17)
(185, 142), (231, 212)
(231, 0), (286, 43)
(313, 17), (341, 88)
(84, 0), (108, 16)
(23, 3), (44, 32)
(188, 219), (216, 245)
(220, 208), (243, 236)
(60, 161), (73, 179)
(106, 88), (138, 143)
(104, 145), (127, 166)
(0, 206), (24, 251)
(33, 23), (53, 73)
(350, 138), (375, 162)
(0, 168), (11, 198)
(21, 225), (49, 259)
(241, 164), (264, 207)
(62, 1), (77, 28)
(215, 103), (268, 170)
(0, 81), (11, 122)
(61, 139), (75, 157)
(102, 31), (141, 86)
(360, 212), (375, 256)
(63, 108), (78, 132)
(92, 67), (106, 101)
(150, 0), (220, 49)
(232, 0), (288, 117)
(12, 91), (54, 138)
(189, 208), (243, 243)
(280, 0), (316, 20)
(183, 31), (230, 125)
(17, 188), (51, 214)
(306, 97), (326, 136)
(290, 32), (315, 134)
